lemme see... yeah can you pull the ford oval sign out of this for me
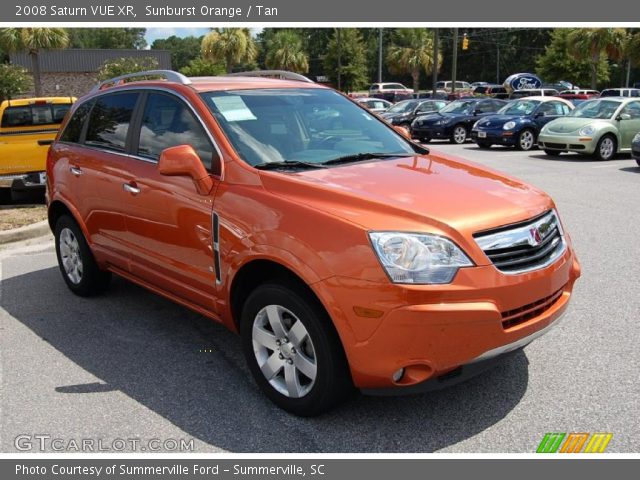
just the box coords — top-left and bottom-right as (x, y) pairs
(504, 73), (542, 91)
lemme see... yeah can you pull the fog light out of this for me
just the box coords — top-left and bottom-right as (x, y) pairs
(392, 368), (405, 382)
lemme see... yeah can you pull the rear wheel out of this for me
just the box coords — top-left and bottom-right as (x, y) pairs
(54, 215), (111, 296)
(450, 125), (468, 144)
(593, 135), (616, 161)
(240, 282), (352, 416)
(516, 129), (535, 151)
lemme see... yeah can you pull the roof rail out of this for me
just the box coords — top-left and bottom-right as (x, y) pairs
(90, 70), (192, 93)
(224, 70), (314, 83)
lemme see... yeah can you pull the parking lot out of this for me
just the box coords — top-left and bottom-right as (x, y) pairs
(0, 142), (638, 453)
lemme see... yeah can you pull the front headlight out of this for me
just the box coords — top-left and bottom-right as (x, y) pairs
(579, 125), (596, 136)
(472, 121), (480, 129)
(633, 132), (640, 143)
(503, 121), (516, 130)
(369, 232), (473, 284)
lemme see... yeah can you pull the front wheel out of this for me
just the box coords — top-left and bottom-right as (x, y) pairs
(450, 125), (468, 144)
(240, 282), (352, 416)
(516, 129), (536, 151)
(593, 135), (616, 161)
(636, 158), (640, 167)
(54, 215), (111, 296)
(477, 141), (492, 149)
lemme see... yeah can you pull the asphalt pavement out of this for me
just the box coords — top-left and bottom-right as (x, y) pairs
(1, 143), (638, 453)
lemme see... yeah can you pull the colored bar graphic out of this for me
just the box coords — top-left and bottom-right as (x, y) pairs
(584, 433), (613, 453)
(560, 433), (589, 453)
(537, 433), (566, 453)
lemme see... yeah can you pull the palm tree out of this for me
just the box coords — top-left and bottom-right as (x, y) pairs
(568, 28), (627, 89)
(624, 31), (640, 78)
(386, 29), (439, 93)
(0, 28), (69, 97)
(265, 30), (309, 73)
(201, 28), (257, 74)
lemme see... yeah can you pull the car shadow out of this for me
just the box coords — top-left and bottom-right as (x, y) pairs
(620, 166), (640, 173)
(1, 266), (530, 453)
(527, 153), (602, 163)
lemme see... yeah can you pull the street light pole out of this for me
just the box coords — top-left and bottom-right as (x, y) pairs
(496, 44), (500, 85)
(378, 28), (383, 84)
(451, 28), (458, 95)
(432, 28), (439, 94)
(337, 29), (342, 91)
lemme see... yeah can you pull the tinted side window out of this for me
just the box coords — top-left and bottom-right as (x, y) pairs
(1, 103), (72, 128)
(138, 93), (218, 173)
(85, 93), (139, 152)
(60, 101), (93, 144)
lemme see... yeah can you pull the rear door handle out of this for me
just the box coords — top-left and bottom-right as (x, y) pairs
(38, 139), (54, 146)
(123, 182), (141, 195)
(70, 166), (82, 176)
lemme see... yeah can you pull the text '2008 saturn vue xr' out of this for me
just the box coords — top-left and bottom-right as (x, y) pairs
(47, 70), (580, 416)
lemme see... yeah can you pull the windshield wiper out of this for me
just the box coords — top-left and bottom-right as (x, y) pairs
(254, 160), (327, 170)
(321, 152), (406, 166)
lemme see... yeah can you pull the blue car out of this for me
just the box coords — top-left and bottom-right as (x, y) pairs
(410, 98), (507, 144)
(471, 97), (574, 151)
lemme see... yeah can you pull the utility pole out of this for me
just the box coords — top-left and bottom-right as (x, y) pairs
(626, 59), (631, 88)
(451, 28), (458, 95)
(378, 28), (383, 83)
(496, 44), (500, 85)
(432, 28), (439, 94)
(337, 29), (342, 91)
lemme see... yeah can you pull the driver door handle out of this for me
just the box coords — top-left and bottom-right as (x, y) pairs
(69, 166), (82, 176)
(123, 182), (141, 195)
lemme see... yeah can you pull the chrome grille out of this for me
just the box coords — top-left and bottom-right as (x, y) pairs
(474, 210), (566, 274)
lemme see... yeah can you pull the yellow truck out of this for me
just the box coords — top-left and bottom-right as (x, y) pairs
(0, 97), (75, 201)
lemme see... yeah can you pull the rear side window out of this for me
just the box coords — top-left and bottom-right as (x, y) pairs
(59, 101), (93, 144)
(1, 103), (72, 128)
(137, 93), (218, 173)
(85, 93), (139, 152)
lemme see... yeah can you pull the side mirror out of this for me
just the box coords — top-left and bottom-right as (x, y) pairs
(158, 145), (214, 196)
(535, 111), (546, 118)
(617, 113), (632, 121)
(394, 125), (411, 139)
(473, 109), (483, 115)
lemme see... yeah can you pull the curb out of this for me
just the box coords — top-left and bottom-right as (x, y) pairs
(0, 220), (51, 245)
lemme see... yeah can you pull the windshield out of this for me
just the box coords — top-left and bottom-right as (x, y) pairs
(440, 100), (475, 114)
(569, 99), (621, 119)
(200, 88), (415, 167)
(386, 100), (417, 113)
(498, 99), (541, 116)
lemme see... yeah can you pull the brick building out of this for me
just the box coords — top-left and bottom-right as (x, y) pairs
(9, 49), (172, 98)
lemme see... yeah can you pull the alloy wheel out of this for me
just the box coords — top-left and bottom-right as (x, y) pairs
(453, 126), (467, 144)
(59, 227), (83, 284)
(519, 130), (535, 150)
(252, 304), (318, 398)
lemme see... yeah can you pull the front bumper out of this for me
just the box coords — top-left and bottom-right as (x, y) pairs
(0, 171), (46, 190)
(313, 244), (580, 391)
(410, 124), (453, 140)
(471, 128), (518, 146)
(538, 133), (597, 154)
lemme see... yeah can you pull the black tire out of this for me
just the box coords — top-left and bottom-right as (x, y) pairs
(636, 158), (640, 167)
(477, 141), (492, 149)
(544, 149), (562, 156)
(593, 135), (616, 161)
(0, 188), (10, 204)
(516, 129), (536, 151)
(450, 124), (468, 144)
(54, 215), (111, 297)
(240, 282), (353, 416)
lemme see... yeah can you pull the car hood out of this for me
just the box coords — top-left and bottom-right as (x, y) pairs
(415, 112), (467, 124)
(476, 114), (525, 127)
(543, 117), (608, 134)
(259, 152), (553, 242)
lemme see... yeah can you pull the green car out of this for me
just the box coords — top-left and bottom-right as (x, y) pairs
(538, 97), (640, 160)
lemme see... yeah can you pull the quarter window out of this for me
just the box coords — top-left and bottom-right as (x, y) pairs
(137, 93), (218, 173)
(85, 93), (139, 152)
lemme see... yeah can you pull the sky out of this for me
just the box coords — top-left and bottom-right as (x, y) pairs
(144, 27), (263, 46)
(144, 28), (210, 45)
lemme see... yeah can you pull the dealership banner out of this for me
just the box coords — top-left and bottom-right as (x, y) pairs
(2, 0), (639, 22)
(3, 459), (639, 479)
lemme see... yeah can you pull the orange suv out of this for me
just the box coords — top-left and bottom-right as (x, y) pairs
(47, 70), (581, 416)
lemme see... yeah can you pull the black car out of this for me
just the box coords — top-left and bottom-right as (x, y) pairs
(380, 99), (448, 127)
(410, 98), (508, 144)
(632, 131), (640, 167)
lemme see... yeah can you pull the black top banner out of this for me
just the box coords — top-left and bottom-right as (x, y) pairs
(3, 0), (639, 22)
